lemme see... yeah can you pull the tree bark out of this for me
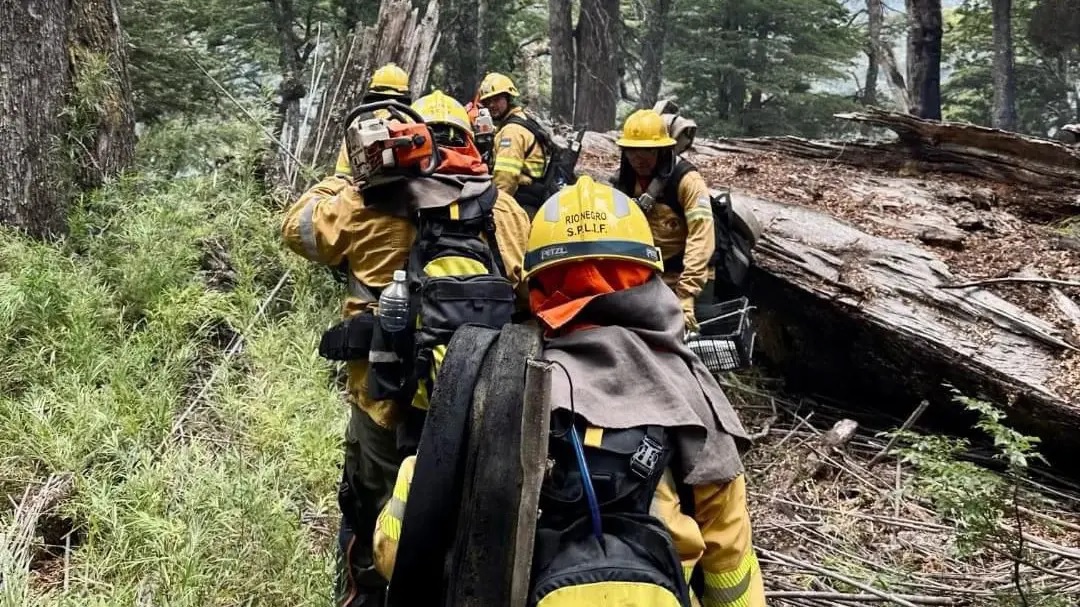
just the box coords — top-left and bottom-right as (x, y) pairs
(905, 0), (943, 120)
(991, 0), (1018, 131)
(267, 0), (306, 135)
(864, 0), (884, 106)
(1, 0), (136, 240)
(263, 0), (311, 192)
(549, 0), (575, 123)
(691, 108), (1080, 193)
(573, 0), (620, 130)
(578, 126), (1080, 472)
(639, 0), (672, 109)
(441, 0), (482, 100)
(305, 0), (440, 173)
(0, 0), (71, 239)
(69, 0), (136, 188)
(743, 194), (1080, 471)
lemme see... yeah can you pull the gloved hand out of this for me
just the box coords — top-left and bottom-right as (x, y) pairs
(680, 297), (699, 333)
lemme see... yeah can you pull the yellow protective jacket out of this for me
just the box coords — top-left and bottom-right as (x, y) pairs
(630, 169), (716, 303)
(373, 458), (764, 607)
(280, 162), (531, 427)
(491, 107), (547, 197)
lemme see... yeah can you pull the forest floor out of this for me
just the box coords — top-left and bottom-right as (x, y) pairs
(1, 121), (1078, 606)
(730, 371), (1080, 606)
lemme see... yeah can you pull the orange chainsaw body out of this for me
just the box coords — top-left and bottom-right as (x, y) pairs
(361, 121), (435, 177)
(343, 101), (440, 188)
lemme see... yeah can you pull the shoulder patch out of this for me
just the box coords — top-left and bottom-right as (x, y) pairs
(499, 137), (512, 148)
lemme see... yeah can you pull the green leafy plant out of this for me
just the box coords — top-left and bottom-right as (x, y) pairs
(886, 388), (1045, 605)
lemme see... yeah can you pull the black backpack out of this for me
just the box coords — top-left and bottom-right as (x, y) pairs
(503, 114), (585, 218)
(614, 158), (754, 301)
(528, 411), (692, 607)
(317, 185), (516, 450)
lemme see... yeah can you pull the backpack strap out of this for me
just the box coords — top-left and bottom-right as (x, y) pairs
(505, 113), (551, 176)
(476, 185), (508, 278)
(619, 156), (696, 222)
(657, 159), (697, 221)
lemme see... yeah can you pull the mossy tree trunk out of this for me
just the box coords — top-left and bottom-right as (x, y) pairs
(905, 0), (943, 120)
(70, 0), (137, 188)
(0, 0), (135, 240)
(441, 0), (483, 101)
(639, 0), (672, 109)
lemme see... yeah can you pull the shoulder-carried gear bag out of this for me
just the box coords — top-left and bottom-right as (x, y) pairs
(529, 412), (691, 607)
(367, 185), (516, 451)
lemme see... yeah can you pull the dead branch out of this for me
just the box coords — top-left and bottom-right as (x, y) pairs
(0, 473), (74, 578)
(868, 400), (931, 468)
(759, 547), (923, 607)
(765, 591), (957, 604)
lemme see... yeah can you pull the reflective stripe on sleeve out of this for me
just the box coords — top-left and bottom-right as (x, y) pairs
(494, 157), (524, 175)
(298, 196), (322, 258)
(703, 550), (759, 607)
(686, 208), (713, 223)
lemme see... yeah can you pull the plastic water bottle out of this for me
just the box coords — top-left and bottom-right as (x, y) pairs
(378, 270), (410, 333)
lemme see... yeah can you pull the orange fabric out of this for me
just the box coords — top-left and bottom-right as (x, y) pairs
(434, 138), (489, 176)
(529, 260), (653, 334)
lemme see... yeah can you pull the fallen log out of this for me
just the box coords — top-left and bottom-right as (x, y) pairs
(695, 109), (1080, 194)
(739, 188), (1080, 466)
(836, 108), (1080, 189)
(574, 125), (1080, 467)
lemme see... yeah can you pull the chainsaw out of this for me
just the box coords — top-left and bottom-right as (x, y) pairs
(343, 100), (440, 189)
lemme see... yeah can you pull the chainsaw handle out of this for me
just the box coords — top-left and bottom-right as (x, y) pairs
(419, 142), (441, 176)
(343, 100), (425, 130)
(344, 100), (441, 176)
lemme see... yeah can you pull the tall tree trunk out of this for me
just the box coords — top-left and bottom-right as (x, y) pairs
(639, 0), (672, 109)
(905, 0), (943, 120)
(1, 0), (135, 240)
(70, 0), (136, 187)
(549, 0), (575, 123)
(0, 0), (71, 239)
(991, 0), (1018, 130)
(477, 0), (490, 75)
(268, 0), (306, 134)
(264, 0), (310, 193)
(864, 0), (883, 106)
(574, 0), (620, 130)
(442, 0), (481, 100)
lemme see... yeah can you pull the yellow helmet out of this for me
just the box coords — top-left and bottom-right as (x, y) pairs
(478, 72), (519, 101)
(615, 109), (677, 148)
(411, 90), (472, 135)
(369, 63), (411, 95)
(523, 176), (663, 279)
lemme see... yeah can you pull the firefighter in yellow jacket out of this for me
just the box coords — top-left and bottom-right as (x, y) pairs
(282, 90), (530, 607)
(612, 109), (716, 331)
(373, 178), (765, 607)
(477, 72), (549, 217)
